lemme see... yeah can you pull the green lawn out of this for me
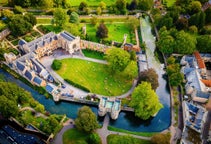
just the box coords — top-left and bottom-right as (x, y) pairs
(69, 0), (131, 6)
(86, 23), (132, 43)
(56, 58), (132, 96)
(107, 134), (152, 144)
(82, 49), (105, 60)
(36, 18), (52, 24)
(63, 128), (90, 144)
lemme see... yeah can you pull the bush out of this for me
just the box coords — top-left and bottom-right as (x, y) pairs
(87, 133), (101, 144)
(51, 59), (62, 70)
(64, 79), (90, 92)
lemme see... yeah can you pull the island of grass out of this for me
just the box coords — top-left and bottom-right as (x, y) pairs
(55, 58), (133, 96)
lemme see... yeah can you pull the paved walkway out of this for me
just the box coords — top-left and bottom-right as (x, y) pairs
(96, 114), (151, 144)
(53, 119), (74, 144)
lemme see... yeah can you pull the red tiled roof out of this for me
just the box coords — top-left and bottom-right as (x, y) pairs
(193, 51), (206, 69)
(201, 79), (211, 87)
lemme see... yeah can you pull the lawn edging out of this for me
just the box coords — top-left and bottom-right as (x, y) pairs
(107, 126), (156, 137)
(64, 78), (90, 92)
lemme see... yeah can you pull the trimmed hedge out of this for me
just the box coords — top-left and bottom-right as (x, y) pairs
(64, 79), (90, 92)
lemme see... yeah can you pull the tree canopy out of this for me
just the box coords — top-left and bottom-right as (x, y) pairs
(138, 68), (159, 90)
(75, 106), (99, 133)
(105, 48), (130, 73)
(69, 12), (79, 24)
(53, 8), (68, 27)
(96, 23), (108, 39)
(51, 59), (62, 70)
(196, 35), (211, 53)
(129, 82), (163, 120)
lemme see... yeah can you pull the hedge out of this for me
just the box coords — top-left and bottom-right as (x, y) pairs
(64, 79), (90, 92)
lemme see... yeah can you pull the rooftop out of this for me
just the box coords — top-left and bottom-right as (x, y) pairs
(194, 51), (206, 69)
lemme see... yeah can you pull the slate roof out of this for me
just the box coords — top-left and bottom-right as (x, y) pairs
(196, 90), (210, 99)
(31, 58), (45, 74)
(16, 61), (25, 72)
(24, 70), (33, 81)
(18, 39), (27, 46)
(33, 76), (43, 85)
(60, 31), (75, 41)
(46, 84), (54, 93)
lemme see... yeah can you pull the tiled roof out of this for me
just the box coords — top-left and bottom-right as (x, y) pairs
(200, 79), (211, 87)
(193, 51), (206, 69)
(60, 31), (75, 41)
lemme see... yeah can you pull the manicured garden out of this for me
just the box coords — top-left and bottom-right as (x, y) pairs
(86, 23), (133, 43)
(55, 58), (132, 96)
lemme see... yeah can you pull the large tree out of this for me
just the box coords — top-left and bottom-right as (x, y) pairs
(138, 0), (154, 11)
(189, 11), (205, 29)
(53, 8), (68, 27)
(96, 23), (108, 39)
(75, 106), (99, 133)
(69, 12), (79, 24)
(123, 61), (138, 80)
(205, 8), (211, 24)
(189, 1), (202, 15)
(157, 35), (174, 54)
(105, 48), (130, 73)
(115, 0), (127, 14)
(196, 35), (211, 53)
(129, 82), (163, 120)
(138, 68), (159, 90)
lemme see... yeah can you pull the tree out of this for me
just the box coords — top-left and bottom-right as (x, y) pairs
(138, 68), (159, 90)
(34, 103), (45, 113)
(84, 7), (91, 15)
(90, 16), (98, 25)
(127, 17), (139, 31)
(175, 17), (188, 30)
(138, 0), (154, 11)
(99, 1), (106, 10)
(189, 11), (205, 29)
(174, 30), (196, 54)
(87, 133), (101, 144)
(115, 0), (127, 14)
(75, 106), (99, 133)
(205, 8), (211, 24)
(189, 25), (198, 34)
(127, 0), (138, 10)
(196, 35), (211, 53)
(167, 56), (175, 65)
(129, 82), (163, 120)
(96, 23), (108, 39)
(79, 1), (88, 11)
(105, 48), (130, 73)
(157, 15), (173, 30)
(53, 8), (68, 27)
(8, 15), (33, 36)
(69, 12), (79, 24)
(189, 1), (202, 15)
(14, 5), (25, 14)
(24, 13), (37, 26)
(0, 95), (18, 118)
(123, 61), (138, 80)
(63, 23), (81, 36)
(151, 133), (171, 144)
(169, 72), (184, 86)
(96, 7), (102, 15)
(157, 35), (174, 54)
(51, 59), (62, 70)
(41, 0), (54, 9)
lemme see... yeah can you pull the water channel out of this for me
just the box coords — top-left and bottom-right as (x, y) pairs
(0, 17), (171, 132)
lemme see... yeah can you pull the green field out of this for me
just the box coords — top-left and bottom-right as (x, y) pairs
(56, 58), (132, 96)
(107, 134), (151, 144)
(86, 23), (133, 43)
(69, 0), (131, 6)
(63, 128), (90, 144)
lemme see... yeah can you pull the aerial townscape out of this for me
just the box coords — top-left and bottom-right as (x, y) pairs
(0, 0), (211, 144)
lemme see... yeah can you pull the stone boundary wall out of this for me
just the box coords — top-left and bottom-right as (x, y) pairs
(80, 40), (111, 53)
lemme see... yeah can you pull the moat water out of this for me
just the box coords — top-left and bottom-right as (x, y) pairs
(0, 17), (171, 132)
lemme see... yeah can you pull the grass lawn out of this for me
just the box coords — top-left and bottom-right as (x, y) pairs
(108, 126), (156, 137)
(163, 0), (176, 7)
(63, 128), (89, 144)
(69, 0), (131, 6)
(56, 58), (132, 96)
(36, 18), (52, 24)
(86, 23), (132, 43)
(107, 134), (152, 144)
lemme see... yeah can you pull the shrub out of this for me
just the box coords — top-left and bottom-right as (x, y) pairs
(64, 79), (90, 92)
(51, 59), (62, 70)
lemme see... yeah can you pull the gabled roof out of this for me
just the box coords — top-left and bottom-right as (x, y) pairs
(31, 58), (45, 74)
(46, 84), (54, 93)
(24, 70), (33, 81)
(33, 76), (43, 85)
(16, 61), (25, 71)
(193, 51), (206, 69)
(60, 31), (75, 41)
(200, 79), (211, 87)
